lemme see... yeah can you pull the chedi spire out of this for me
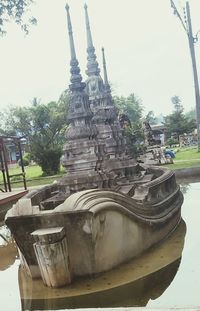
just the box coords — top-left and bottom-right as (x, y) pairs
(102, 47), (111, 94)
(62, 4), (100, 176)
(66, 4), (85, 92)
(65, 4), (92, 123)
(84, 3), (100, 77)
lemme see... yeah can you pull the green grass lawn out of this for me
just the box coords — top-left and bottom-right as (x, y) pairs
(165, 146), (200, 170)
(174, 147), (200, 160)
(8, 165), (43, 179)
(0, 164), (65, 188)
(0, 146), (200, 189)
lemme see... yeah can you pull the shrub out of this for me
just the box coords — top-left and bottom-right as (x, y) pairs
(18, 153), (31, 167)
(166, 138), (179, 147)
(34, 147), (63, 176)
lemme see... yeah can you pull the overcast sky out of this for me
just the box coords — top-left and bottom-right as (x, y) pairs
(0, 0), (199, 116)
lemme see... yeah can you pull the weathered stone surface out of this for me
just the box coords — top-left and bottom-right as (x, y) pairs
(84, 5), (126, 159)
(31, 227), (71, 287)
(4, 5), (183, 289)
(5, 165), (183, 283)
(61, 5), (102, 176)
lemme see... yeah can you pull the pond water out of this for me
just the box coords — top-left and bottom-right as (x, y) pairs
(0, 180), (200, 310)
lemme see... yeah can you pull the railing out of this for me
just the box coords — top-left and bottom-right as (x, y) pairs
(0, 136), (27, 192)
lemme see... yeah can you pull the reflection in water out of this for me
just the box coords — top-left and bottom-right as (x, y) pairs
(19, 220), (186, 310)
(0, 225), (18, 271)
(2, 181), (200, 309)
(178, 177), (200, 194)
(20, 259), (181, 310)
(0, 202), (15, 223)
(0, 225), (12, 245)
(180, 184), (190, 195)
(2, 180), (200, 309)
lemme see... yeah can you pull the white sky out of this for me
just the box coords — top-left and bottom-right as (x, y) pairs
(0, 0), (199, 116)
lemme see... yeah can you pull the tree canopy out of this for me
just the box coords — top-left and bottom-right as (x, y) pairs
(0, 91), (144, 172)
(113, 93), (143, 124)
(185, 108), (196, 121)
(0, 0), (36, 35)
(145, 110), (158, 125)
(113, 93), (144, 156)
(164, 96), (196, 141)
(1, 96), (69, 175)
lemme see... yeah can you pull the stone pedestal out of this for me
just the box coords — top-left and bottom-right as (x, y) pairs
(31, 227), (71, 288)
(62, 139), (101, 173)
(95, 124), (118, 158)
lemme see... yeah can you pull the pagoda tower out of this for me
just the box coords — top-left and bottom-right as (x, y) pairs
(84, 4), (124, 158)
(61, 4), (104, 176)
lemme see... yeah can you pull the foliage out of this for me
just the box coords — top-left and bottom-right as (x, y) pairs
(0, 164), (65, 188)
(33, 147), (62, 176)
(164, 147), (200, 169)
(174, 147), (200, 160)
(1, 164), (43, 181)
(113, 93), (143, 123)
(23, 152), (32, 161)
(185, 108), (196, 121)
(18, 152), (31, 166)
(165, 159), (200, 170)
(1, 97), (69, 175)
(1, 147), (199, 188)
(164, 96), (196, 141)
(123, 125), (145, 157)
(18, 157), (29, 166)
(0, 0), (37, 35)
(58, 89), (70, 111)
(145, 110), (158, 125)
(113, 93), (144, 157)
(0, 164), (65, 184)
(166, 137), (179, 147)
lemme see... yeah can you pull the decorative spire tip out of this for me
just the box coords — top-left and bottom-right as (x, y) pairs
(65, 3), (69, 11)
(84, 3), (88, 10)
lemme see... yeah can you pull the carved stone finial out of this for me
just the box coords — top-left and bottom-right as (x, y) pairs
(84, 4), (100, 76)
(65, 2), (94, 126)
(65, 3), (69, 11)
(63, 4), (102, 174)
(102, 47), (111, 94)
(65, 3), (84, 92)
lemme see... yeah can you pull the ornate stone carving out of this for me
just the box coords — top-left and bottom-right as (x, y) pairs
(62, 5), (104, 175)
(4, 5), (183, 291)
(83, 5), (126, 159)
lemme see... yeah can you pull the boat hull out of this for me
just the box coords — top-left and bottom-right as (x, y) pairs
(5, 189), (183, 280)
(5, 166), (183, 286)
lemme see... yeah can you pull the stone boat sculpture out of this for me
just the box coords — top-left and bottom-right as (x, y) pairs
(5, 4), (183, 288)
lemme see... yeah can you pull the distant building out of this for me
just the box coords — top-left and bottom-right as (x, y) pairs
(0, 137), (28, 165)
(179, 131), (197, 147)
(151, 124), (167, 145)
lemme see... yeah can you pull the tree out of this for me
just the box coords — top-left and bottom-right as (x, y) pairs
(185, 108), (196, 121)
(113, 93), (143, 124)
(145, 110), (158, 125)
(0, 0), (36, 35)
(113, 93), (144, 157)
(1, 97), (69, 175)
(164, 96), (196, 141)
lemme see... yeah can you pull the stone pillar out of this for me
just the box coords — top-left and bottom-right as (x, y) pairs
(31, 227), (71, 288)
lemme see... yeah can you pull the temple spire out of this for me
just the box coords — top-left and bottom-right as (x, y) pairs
(65, 4), (84, 91)
(102, 47), (111, 94)
(84, 3), (100, 76)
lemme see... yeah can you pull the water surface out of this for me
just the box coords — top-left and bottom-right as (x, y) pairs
(0, 180), (199, 310)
